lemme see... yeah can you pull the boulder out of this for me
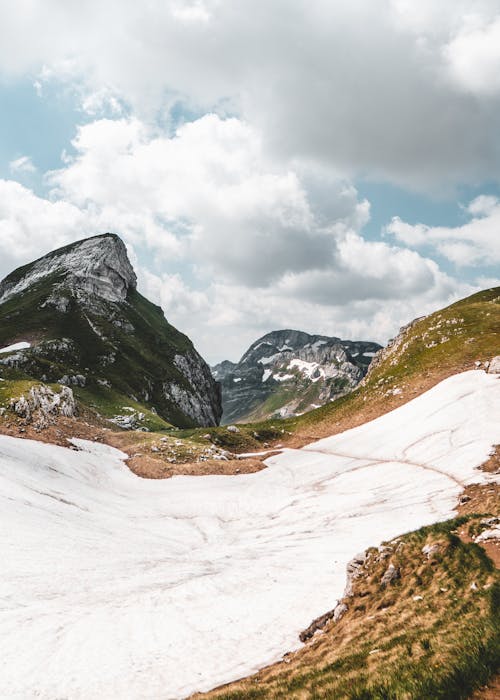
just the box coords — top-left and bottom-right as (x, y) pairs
(380, 563), (400, 587)
(488, 356), (500, 374)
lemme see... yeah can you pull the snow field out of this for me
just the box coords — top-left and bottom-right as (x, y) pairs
(0, 370), (498, 698)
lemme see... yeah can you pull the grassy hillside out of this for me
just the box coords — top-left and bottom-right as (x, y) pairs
(197, 517), (500, 700)
(279, 286), (500, 443)
(0, 267), (219, 428)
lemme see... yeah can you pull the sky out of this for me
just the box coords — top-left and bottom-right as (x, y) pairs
(0, 1), (499, 363)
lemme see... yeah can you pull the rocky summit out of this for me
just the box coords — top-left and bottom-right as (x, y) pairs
(0, 233), (222, 428)
(212, 329), (381, 423)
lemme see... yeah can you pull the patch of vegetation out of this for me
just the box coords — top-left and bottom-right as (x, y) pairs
(72, 385), (173, 432)
(198, 516), (500, 700)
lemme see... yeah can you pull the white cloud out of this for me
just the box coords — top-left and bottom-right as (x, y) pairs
(48, 115), (361, 286)
(387, 195), (500, 267)
(0, 110), (474, 362)
(9, 156), (36, 174)
(2, 2), (500, 187)
(444, 15), (500, 95)
(158, 274), (472, 364)
(466, 194), (498, 216)
(0, 180), (84, 268)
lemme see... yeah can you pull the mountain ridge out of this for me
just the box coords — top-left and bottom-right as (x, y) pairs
(213, 328), (381, 423)
(0, 234), (222, 428)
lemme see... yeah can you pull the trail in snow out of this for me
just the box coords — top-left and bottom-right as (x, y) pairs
(0, 370), (499, 699)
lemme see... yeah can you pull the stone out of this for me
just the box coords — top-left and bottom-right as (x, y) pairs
(422, 543), (440, 559)
(380, 563), (400, 587)
(487, 356), (500, 374)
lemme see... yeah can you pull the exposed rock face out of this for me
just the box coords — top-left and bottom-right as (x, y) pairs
(380, 562), (400, 587)
(10, 385), (77, 429)
(212, 329), (381, 424)
(165, 352), (222, 426)
(0, 234), (137, 305)
(0, 234), (222, 428)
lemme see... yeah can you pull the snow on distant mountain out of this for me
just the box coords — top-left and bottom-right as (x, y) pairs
(212, 329), (381, 423)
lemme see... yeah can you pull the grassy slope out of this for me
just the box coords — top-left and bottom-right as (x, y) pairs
(278, 286), (500, 443)
(197, 517), (500, 700)
(0, 269), (214, 428)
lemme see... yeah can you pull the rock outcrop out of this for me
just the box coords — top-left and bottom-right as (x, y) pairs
(10, 384), (77, 429)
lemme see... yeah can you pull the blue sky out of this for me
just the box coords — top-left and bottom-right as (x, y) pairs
(0, 1), (499, 362)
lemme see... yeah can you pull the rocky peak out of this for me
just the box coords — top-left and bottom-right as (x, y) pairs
(0, 233), (221, 428)
(0, 233), (137, 305)
(213, 329), (381, 424)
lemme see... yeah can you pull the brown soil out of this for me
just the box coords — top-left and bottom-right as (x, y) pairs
(120, 452), (265, 479)
(0, 411), (268, 478)
(0, 411), (111, 447)
(470, 675), (500, 700)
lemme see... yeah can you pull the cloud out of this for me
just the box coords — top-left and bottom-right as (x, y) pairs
(48, 115), (362, 286)
(0, 109), (473, 362)
(276, 233), (455, 305)
(0, 180), (84, 268)
(145, 274), (473, 364)
(444, 15), (500, 95)
(386, 195), (500, 267)
(2, 1), (500, 187)
(9, 156), (36, 174)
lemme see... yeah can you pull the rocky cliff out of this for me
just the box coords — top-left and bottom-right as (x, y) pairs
(212, 329), (381, 423)
(0, 234), (222, 428)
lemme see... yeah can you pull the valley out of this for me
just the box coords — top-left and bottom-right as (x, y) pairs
(0, 238), (498, 699)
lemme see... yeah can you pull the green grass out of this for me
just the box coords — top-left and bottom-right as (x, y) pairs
(72, 386), (173, 432)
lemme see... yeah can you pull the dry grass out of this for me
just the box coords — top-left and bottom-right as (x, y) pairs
(194, 517), (500, 700)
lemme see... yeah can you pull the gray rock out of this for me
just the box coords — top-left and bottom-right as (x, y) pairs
(0, 234), (136, 305)
(422, 544), (440, 559)
(10, 384), (76, 427)
(380, 563), (400, 587)
(488, 356), (500, 374)
(345, 552), (367, 596)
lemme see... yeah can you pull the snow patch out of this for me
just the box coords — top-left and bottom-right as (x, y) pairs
(0, 341), (30, 354)
(274, 373), (295, 382)
(288, 358), (325, 381)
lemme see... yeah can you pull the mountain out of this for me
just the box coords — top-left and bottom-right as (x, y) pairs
(0, 233), (222, 428)
(212, 329), (381, 423)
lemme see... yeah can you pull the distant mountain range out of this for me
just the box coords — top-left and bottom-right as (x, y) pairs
(212, 329), (381, 423)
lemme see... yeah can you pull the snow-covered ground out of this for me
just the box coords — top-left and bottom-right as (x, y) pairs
(0, 371), (499, 699)
(0, 341), (30, 354)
